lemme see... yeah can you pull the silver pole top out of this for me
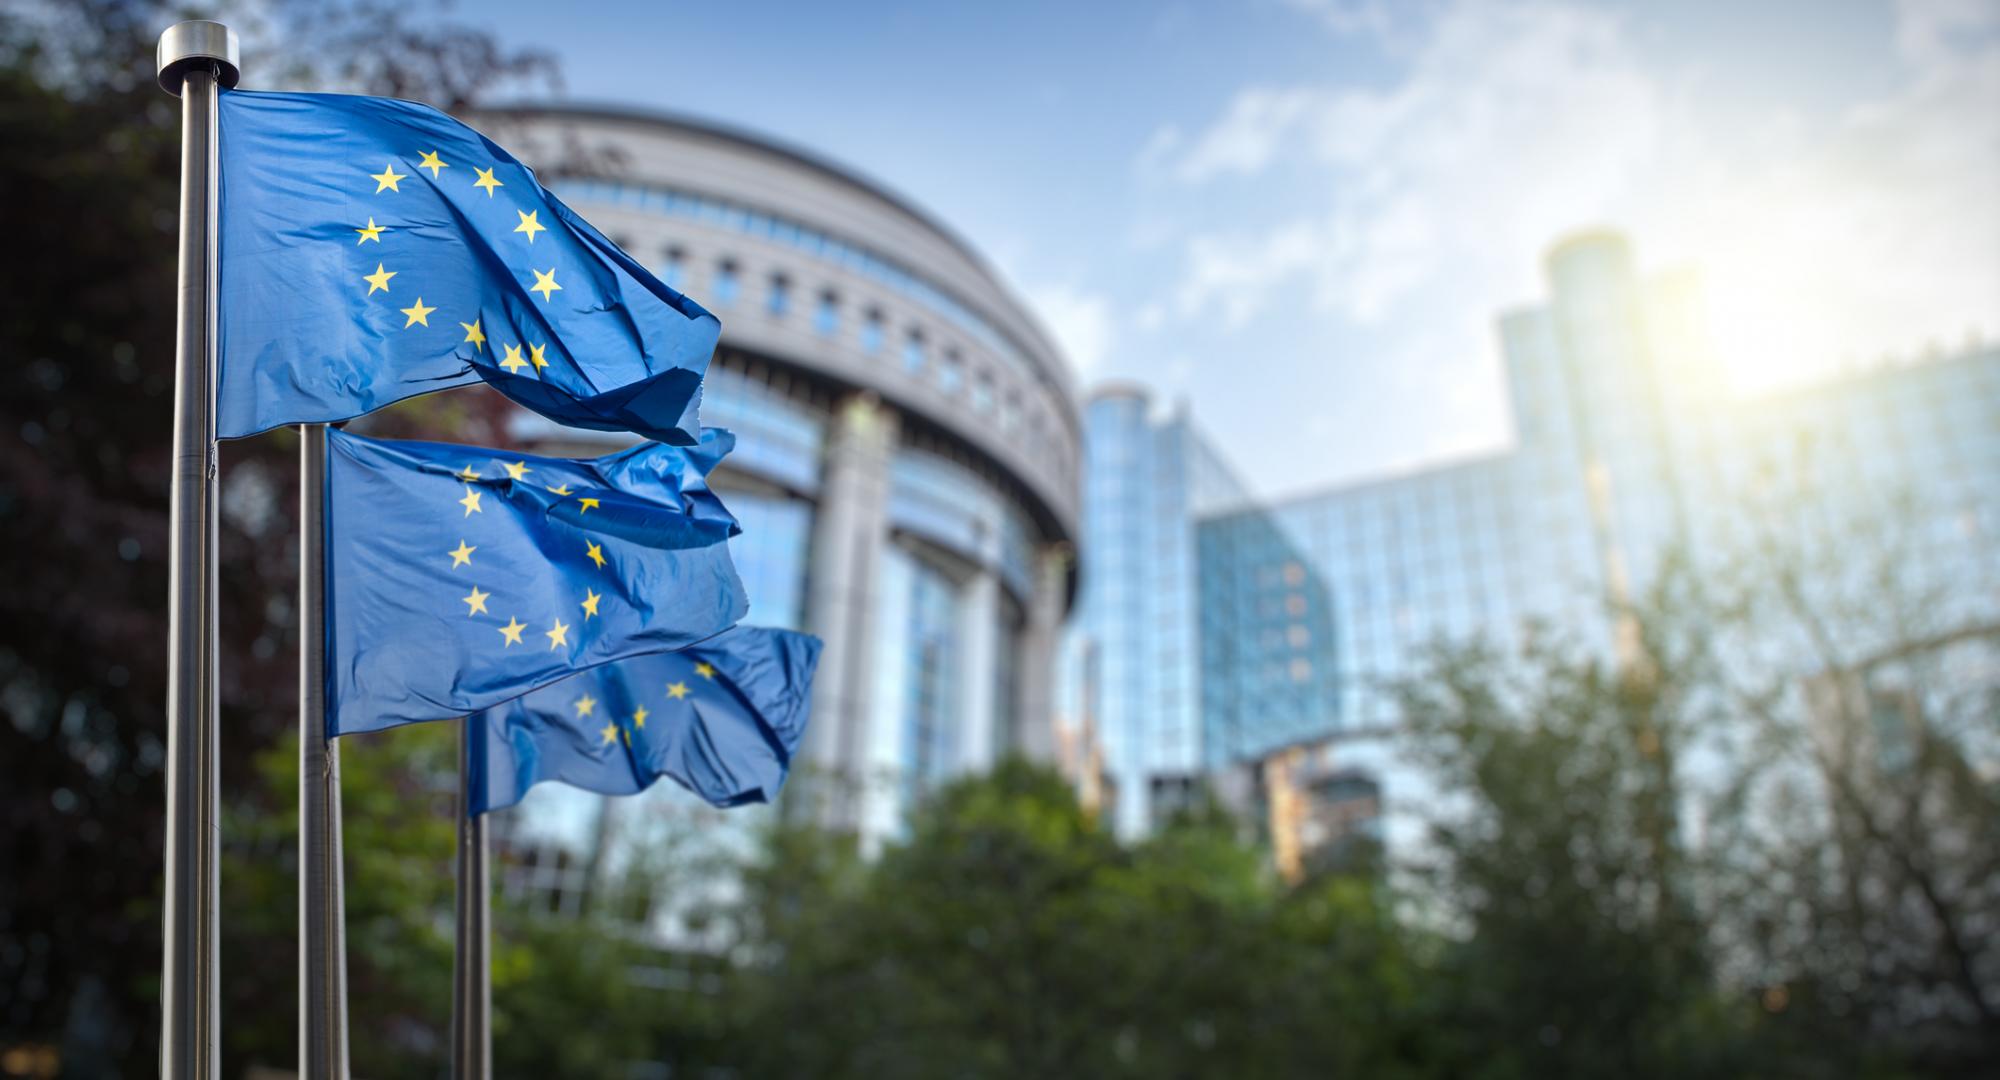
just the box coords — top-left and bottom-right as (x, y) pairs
(157, 20), (240, 96)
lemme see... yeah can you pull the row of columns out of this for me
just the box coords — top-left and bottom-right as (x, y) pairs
(800, 392), (1068, 833)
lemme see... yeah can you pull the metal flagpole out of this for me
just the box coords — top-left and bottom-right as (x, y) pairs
(450, 718), (493, 1079)
(298, 423), (351, 1078)
(155, 21), (238, 1080)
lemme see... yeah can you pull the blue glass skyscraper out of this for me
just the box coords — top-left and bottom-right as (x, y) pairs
(1081, 229), (2000, 860)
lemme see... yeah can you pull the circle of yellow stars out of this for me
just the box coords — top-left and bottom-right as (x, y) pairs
(445, 457), (629, 663)
(577, 658), (719, 748)
(344, 145), (700, 721)
(350, 148), (571, 385)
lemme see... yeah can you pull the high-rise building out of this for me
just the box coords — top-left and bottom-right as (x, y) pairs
(474, 104), (1082, 886)
(1088, 229), (2000, 860)
(1059, 390), (1339, 836)
(1063, 390), (1241, 836)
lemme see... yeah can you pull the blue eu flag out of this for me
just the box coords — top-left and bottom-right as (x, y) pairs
(324, 427), (747, 737)
(465, 626), (822, 814)
(218, 90), (719, 444)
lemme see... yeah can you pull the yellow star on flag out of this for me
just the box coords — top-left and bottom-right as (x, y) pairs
(585, 540), (606, 569)
(400, 297), (436, 327)
(667, 681), (690, 700)
(460, 319), (485, 352)
(462, 586), (490, 616)
(363, 263), (396, 295)
(573, 694), (597, 718)
(498, 617), (526, 646)
(529, 343), (549, 371)
(499, 344), (528, 374)
(355, 217), (384, 244)
(632, 705), (649, 729)
(458, 487), (483, 516)
(694, 662), (716, 680)
(599, 722), (618, 745)
(473, 166), (503, 196)
(457, 464), (480, 481)
(545, 618), (570, 650)
(578, 497), (600, 514)
(504, 460), (531, 481)
(448, 540), (476, 568)
(417, 150), (448, 178)
(370, 162), (406, 192)
(514, 209), (546, 242)
(580, 589), (602, 619)
(546, 483), (572, 496)
(529, 268), (561, 301)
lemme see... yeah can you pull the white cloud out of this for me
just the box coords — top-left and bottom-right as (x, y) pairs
(1168, 1), (1670, 329)
(1173, 220), (1325, 328)
(1649, 0), (2000, 389)
(1895, 0), (1998, 66)
(1024, 285), (1118, 377)
(1171, 88), (1321, 183)
(1133, 300), (1168, 333)
(1150, 0), (2000, 402)
(1278, 0), (1434, 49)
(1132, 124), (1185, 182)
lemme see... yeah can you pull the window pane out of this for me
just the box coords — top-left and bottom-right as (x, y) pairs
(659, 247), (684, 291)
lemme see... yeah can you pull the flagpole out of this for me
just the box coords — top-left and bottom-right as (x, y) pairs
(298, 422), (351, 1078)
(156, 21), (238, 1080)
(451, 718), (493, 1079)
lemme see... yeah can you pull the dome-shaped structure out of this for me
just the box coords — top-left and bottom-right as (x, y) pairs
(491, 104), (1082, 837)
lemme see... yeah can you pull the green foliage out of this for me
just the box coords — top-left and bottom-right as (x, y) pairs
(223, 724), (716, 1079)
(0, 3), (564, 1073)
(222, 726), (457, 1077)
(1396, 634), (1746, 1079)
(490, 916), (658, 1076)
(722, 759), (1433, 1080)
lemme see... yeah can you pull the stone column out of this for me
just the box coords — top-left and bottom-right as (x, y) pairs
(802, 393), (897, 827)
(953, 568), (1000, 776)
(1013, 544), (1071, 763)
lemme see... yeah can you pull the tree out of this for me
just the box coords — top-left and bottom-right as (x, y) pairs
(221, 725), (458, 1078)
(1389, 484), (2000, 1077)
(1695, 468), (2000, 1074)
(0, 3), (554, 1073)
(1392, 565), (1760, 1080)
(724, 760), (1435, 1080)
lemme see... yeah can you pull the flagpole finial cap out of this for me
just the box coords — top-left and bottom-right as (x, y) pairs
(157, 20), (240, 96)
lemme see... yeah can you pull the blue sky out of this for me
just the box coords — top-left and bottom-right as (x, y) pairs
(471, 0), (1998, 497)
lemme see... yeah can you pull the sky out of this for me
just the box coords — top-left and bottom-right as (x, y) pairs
(468, 0), (1999, 498)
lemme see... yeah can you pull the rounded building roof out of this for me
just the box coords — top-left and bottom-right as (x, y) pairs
(482, 101), (1083, 545)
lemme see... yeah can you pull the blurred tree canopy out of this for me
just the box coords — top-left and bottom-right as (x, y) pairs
(718, 760), (1432, 1080)
(0, 1), (553, 1073)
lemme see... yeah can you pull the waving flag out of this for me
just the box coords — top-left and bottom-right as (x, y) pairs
(466, 626), (821, 814)
(323, 427), (746, 737)
(217, 90), (719, 443)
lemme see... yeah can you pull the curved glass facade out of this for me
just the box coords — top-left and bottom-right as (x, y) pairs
(887, 446), (1038, 601)
(552, 178), (1058, 395)
(493, 107), (1080, 856)
(724, 490), (813, 631)
(698, 363), (827, 494)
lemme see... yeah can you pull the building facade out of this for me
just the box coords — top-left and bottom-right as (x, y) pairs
(1087, 229), (2000, 860)
(1059, 390), (1340, 837)
(484, 104), (1081, 864)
